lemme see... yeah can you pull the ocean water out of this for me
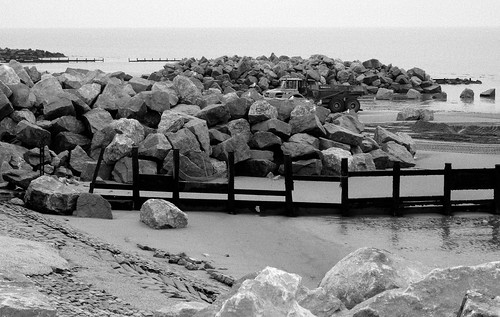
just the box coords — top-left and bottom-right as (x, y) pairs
(1, 27), (499, 112)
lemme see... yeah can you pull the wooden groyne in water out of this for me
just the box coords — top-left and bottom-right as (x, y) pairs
(128, 58), (181, 62)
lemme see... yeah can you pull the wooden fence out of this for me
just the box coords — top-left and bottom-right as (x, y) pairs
(87, 146), (500, 216)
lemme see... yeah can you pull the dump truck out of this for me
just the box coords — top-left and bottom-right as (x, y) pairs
(263, 77), (364, 113)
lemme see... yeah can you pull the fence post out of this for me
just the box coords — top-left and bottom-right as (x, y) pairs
(89, 147), (105, 193)
(173, 149), (180, 205)
(132, 146), (140, 210)
(227, 152), (235, 214)
(341, 158), (349, 216)
(494, 164), (500, 215)
(392, 161), (401, 217)
(284, 155), (296, 217)
(443, 163), (452, 216)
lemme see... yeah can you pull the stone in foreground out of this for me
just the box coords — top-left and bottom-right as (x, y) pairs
(319, 247), (430, 309)
(24, 175), (85, 215)
(140, 199), (188, 229)
(73, 193), (113, 219)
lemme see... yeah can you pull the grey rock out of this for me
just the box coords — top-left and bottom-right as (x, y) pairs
(103, 134), (135, 164)
(460, 88), (474, 100)
(324, 123), (363, 146)
(195, 103), (231, 127)
(321, 147), (352, 175)
(69, 145), (94, 174)
(211, 134), (251, 164)
(281, 142), (320, 160)
(138, 133), (172, 161)
(74, 193), (113, 219)
(251, 118), (291, 139)
(31, 76), (64, 106)
(382, 141), (416, 168)
(248, 99), (278, 124)
(290, 114), (326, 137)
(82, 108), (114, 134)
(15, 120), (51, 148)
(140, 199), (188, 229)
(76, 83), (101, 106)
(249, 131), (283, 150)
(53, 131), (91, 154)
(112, 157), (157, 183)
(165, 128), (201, 155)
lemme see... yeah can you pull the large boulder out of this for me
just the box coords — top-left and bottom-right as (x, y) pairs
(76, 83), (101, 106)
(31, 76), (64, 106)
(8, 83), (36, 109)
(382, 141), (416, 168)
(281, 142), (320, 160)
(290, 114), (326, 137)
(0, 64), (21, 85)
(211, 134), (251, 164)
(214, 267), (315, 317)
(112, 157), (157, 183)
(324, 123), (363, 146)
(460, 88), (474, 100)
(53, 131), (91, 154)
(288, 133), (319, 149)
(24, 175), (85, 214)
(15, 120), (51, 148)
(165, 128), (201, 155)
(0, 92), (14, 120)
(348, 261), (500, 317)
(2, 169), (39, 189)
(152, 81), (179, 105)
(375, 88), (394, 100)
(480, 88), (495, 99)
(290, 159), (323, 176)
(457, 290), (500, 317)
(319, 247), (430, 309)
(109, 118), (145, 145)
(249, 131), (282, 150)
(225, 118), (252, 143)
(138, 133), (172, 161)
(43, 95), (76, 120)
(73, 193), (112, 219)
(128, 76), (151, 93)
(94, 82), (131, 111)
(195, 104), (231, 127)
(158, 110), (189, 134)
(144, 90), (171, 113)
(327, 114), (364, 134)
(140, 199), (188, 229)
(172, 75), (202, 105)
(251, 118), (291, 139)
(69, 145), (95, 175)
(226, 97), (251, 119)
(103, 134), (135, 164)
(321, 147), (352, 175)
(248, 99), (278, 124)
(82, 108), (114, 134)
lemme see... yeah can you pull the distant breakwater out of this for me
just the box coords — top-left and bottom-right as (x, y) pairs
(0, 47), (65, 63)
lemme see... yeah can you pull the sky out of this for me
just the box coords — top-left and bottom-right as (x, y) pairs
(1, 0), (499, 29)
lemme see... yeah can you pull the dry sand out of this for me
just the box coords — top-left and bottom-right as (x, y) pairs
(47, 110), (500, 288)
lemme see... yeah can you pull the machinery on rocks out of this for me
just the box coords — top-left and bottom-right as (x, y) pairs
(264, 77), (364, 113)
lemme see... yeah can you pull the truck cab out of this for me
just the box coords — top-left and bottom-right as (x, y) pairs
(263, 78), (306, 99)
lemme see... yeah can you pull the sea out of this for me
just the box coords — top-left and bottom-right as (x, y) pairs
(1, 27), (499, 113)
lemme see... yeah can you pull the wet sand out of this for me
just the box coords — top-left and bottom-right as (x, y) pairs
(47, 110), (500, 288)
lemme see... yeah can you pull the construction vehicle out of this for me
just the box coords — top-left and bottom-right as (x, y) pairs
(263, 78), (363, 113)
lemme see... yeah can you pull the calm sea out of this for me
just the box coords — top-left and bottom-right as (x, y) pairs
(1, 27), (499, 112)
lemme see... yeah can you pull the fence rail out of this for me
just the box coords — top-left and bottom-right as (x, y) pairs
(86, 146), (500, 216)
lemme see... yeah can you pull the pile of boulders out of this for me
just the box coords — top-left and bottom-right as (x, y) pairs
(149, 54), (444, 100)
(191, 247), (500, 317)
(0, 56), (419, 192)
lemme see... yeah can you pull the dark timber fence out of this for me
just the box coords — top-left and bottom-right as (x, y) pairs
(87, 146), (500, 216)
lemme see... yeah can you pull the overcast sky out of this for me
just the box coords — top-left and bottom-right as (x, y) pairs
(2, 0), (499, 28)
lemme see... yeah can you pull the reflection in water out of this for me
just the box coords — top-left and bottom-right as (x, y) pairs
(325, 214), (500, 253)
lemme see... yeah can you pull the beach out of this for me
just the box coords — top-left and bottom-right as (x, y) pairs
(45, 108), (500, 289)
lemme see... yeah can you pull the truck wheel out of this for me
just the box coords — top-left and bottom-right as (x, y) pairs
(346, 99), (361, 112)
(329, 99), (345, 113)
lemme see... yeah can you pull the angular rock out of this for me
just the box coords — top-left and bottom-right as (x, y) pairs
(171, 104), (200, 116)
(375, 88), (394, 100)
(82, 108), (114, 134)
(157, 110), (188, 134)
(2, 169), (39, 189)
(109, 118), (145, 145)
(138, 133), (172, 161)
(291, 159), (323, 176)
(249, 149), (274, 161)
(184, 117), (211, 154)
(351, 153), (376, 171)
(211, 134), (251, 164)
(195, 103), (230, 127)
(117, 92), (148, 120)
(251, 118), (291, 139)
(288, 133), (319, 149)
(324, 123), (363, 146)
(162, 151), (217, 180)
(24, 175), (84, 214)
(43, 95), (76, 120)
(209, 128), (230, 145)
(8, 83), (35, 108)
(382, 141), (416, 168)
(76, 83), (101, 106)
(172, 75), (202, 105)
(31, 76), (64, 106)
(0, 93), (14, 120)
(103, 134), (135, 164)
(290, 114), (326, 137)
(152, 81), (179, 106)
(165, 128), (201, 155)
(327, 114), (364, 134)
(94, 82), (131, 111)
(0, 64), (21, 85)
(406, 88), (422, 100)
(140, 199), (188, 229)
(320, 247), (430, 309)
(128, 77), (151, 93)
(248, 99), (278, 124)
(112, 157), (157, 183)
(226, 97), (251, 119)
(215, 267), (314, 317)
(321, 147), (352, 175)
(480, 88), (495, 99)
(11, 109), (35, 123)
(53, 132), (91, 154)
(224, 118), (252, 143)
(296, 286), (345, 317)
(281, 142), (320, 160)
(460, 88), (474, 100)
(73, 193), (112, 219)
(457, 290), (500, 317)
(69, 145), (94, 175)
(15, 120), (51, 148)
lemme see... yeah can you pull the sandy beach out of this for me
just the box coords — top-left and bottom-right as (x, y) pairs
(45, 109), (500, 289)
